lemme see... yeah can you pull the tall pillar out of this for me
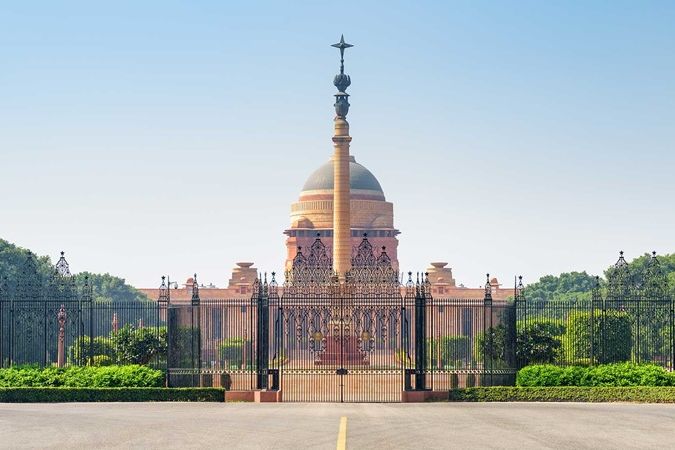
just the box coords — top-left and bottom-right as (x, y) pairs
(332, 118), (352, 281)
(331, 35), (354, 282)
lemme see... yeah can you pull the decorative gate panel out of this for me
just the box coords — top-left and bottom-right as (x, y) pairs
(278, 289), (404, 402)
(276, 236), (405, 402)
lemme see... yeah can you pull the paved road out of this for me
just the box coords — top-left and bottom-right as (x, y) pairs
(1, 402), (674, 449)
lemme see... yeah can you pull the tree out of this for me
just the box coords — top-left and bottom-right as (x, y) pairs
(563, 310), (632, 364)
(0, 238), (150, 302)
(523, 271), (598, 303)
(112, 324), (167, 365)
(516, 319), (565, 368)
(75, 272), (150, 303)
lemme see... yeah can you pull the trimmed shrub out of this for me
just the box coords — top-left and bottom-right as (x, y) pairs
(564, 310), (631, 363)
(516, 319), (565, 367)
(0, 387), (224, 403)
(517, 363), (675, 387)
(68, 336), (115, 365)
(113, 325), (167, 365)
(449, 386), (675, 403)
(92, 355), (113, 367)
(580, 363), (674, 387)
(0, 365), (164, 388)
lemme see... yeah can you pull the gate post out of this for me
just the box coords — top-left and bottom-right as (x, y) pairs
(256, 274), (270, 390)
(414, 273), (427, 390)
(514, 276), (525, 370)
(483, 274), (493, 387)
(0, 278), (5, 368)
(191, 274), (201, 387)
(158, 276), (170, 386)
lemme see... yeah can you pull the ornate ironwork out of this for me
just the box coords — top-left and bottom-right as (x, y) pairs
(643, 251), (668, 300)
(55, 251), (71, 277)
(515, 275), (525, 302)
(607, 251), (632, 303)
(191, 273), (200, 306)
(158, 276), (170, 303)
(18, 252), (41, 302)
(286, 236), (337, 287)
(347, 235), (399, 286)
(50, 252), (76, 303)
(484, 273), (493, 303)
(81, 275), (92, 303)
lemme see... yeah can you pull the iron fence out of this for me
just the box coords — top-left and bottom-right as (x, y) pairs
(2, 248), (673, 402)
(515, 252), (674, 370)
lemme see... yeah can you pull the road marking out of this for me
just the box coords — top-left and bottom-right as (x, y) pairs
(336, 416), (347, 450)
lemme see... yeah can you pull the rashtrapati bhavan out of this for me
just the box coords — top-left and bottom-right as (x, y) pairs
(140, 43), (509, 302)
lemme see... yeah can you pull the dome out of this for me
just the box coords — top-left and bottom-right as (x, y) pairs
(302, 156), (384, 196)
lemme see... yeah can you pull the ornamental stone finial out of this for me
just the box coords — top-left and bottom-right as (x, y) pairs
(332, 35), (353, 117)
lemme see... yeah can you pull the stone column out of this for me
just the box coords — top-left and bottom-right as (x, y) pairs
(57, 304), (67, 368)
(112, 312), (119, 333)
(332, 116), (352, 281)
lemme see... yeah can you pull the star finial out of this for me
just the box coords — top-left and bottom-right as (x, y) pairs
(331, 34), (353, 74)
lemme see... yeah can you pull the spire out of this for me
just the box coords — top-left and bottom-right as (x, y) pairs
(332, 34), (353, 117)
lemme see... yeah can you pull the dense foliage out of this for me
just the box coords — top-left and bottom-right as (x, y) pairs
(516, 363), (675, 387)
(68, 336), (115, 364)
(427, 336), (471, 368)
(516, 319), (565, 367)
(75, 272), (150, 303)
(448, 386), (675, 402)
(0, 239), (149, 302)
(523, 272), (598, 303)
(523, 252), (675, 303)
(563, 311), (632, 363)
(0, 387), (224, 402)
(0, 365), (164, 388)
(68, 326), (167, 366)
(113, 325), (167, 365)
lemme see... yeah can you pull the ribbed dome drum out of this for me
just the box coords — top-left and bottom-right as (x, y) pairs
(301, 156), (385, 200)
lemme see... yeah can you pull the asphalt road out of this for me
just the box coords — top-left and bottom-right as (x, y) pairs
(1, 402), (674, 449)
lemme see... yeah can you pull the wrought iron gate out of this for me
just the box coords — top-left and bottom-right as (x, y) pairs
(276, 283), (405, 402)
(257, 236), (417, 402)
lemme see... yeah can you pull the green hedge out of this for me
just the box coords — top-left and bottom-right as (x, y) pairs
(0, 365), (164, 388)
(517, 363), (675, 387)
(448, 386), (675, 402)
(0, 387), (224, 403)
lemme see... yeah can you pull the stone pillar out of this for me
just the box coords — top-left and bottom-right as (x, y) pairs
(332, 117), (352, 281)
(57, 304), (67, 368)
(112, 313), (119, 333)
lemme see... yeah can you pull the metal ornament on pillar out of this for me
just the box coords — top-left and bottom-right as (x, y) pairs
(331, 34), (354, 282)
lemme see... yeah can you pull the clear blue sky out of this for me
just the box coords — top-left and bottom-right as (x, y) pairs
(1, 1), (674, 289)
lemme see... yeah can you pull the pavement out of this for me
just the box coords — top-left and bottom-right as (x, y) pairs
(1, 402), (674, 449)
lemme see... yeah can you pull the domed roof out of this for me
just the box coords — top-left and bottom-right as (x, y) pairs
(302, 156), (384, 195)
